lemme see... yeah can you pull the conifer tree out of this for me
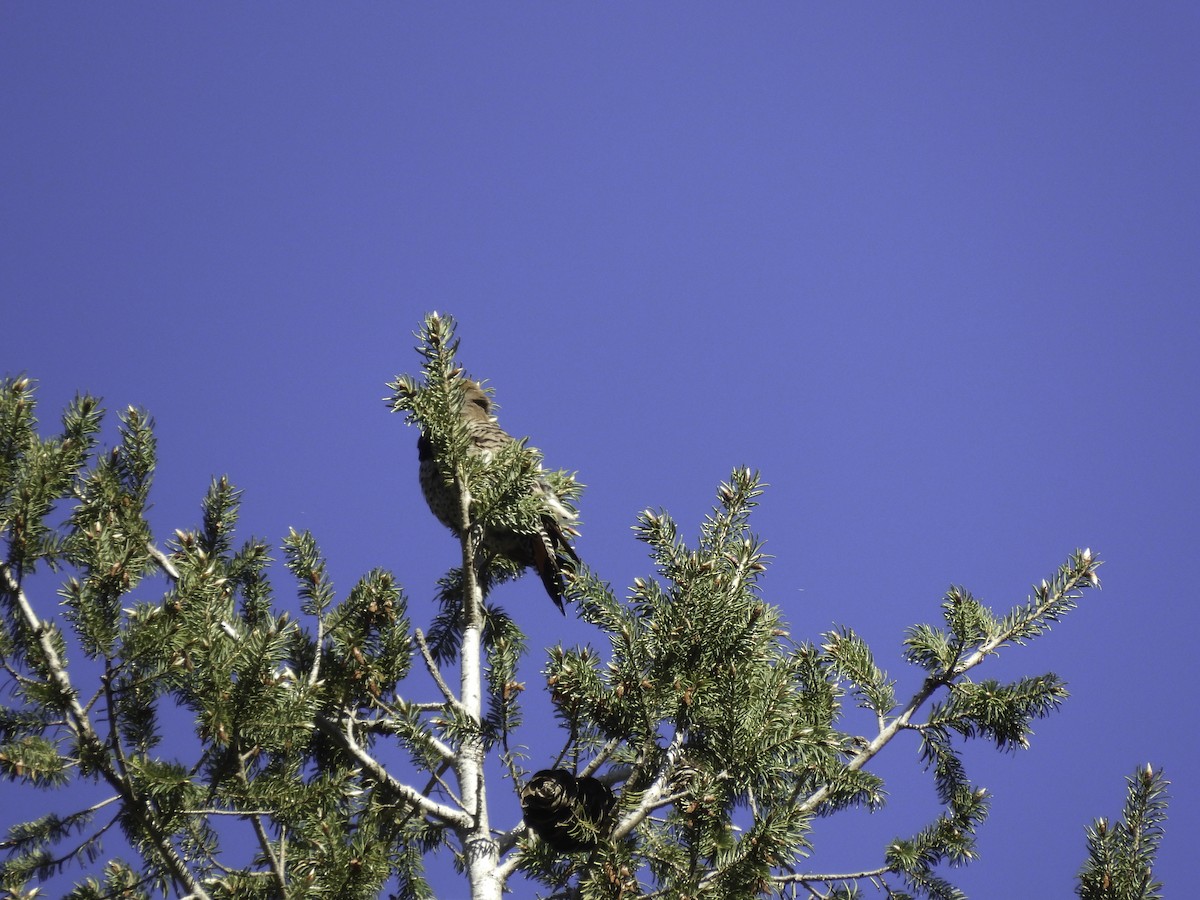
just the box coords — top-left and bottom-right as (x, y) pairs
(0, 315), (1166, 898)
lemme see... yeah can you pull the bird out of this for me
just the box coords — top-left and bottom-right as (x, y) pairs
(417, 380), (580, 613)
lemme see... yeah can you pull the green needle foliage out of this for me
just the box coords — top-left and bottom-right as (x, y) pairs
(0, 317), (1166, 899)
(1077, 765), (1169, 900)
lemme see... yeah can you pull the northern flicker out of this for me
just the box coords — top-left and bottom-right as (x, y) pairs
(418, 380), (580, 613)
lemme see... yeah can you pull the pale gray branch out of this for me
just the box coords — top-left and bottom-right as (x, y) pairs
(611, 729), (687, 841)
(314, 712), (470, 829)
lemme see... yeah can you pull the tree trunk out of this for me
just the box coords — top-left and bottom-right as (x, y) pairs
(457, 483), (502, 900)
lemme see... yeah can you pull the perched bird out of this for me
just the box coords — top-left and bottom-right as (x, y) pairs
(418, 380), (580, 613)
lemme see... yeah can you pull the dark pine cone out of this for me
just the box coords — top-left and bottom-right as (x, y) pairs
(520, 768), (615, 853)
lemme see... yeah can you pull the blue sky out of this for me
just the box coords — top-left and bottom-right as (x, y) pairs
(3, 4), (1197, 896)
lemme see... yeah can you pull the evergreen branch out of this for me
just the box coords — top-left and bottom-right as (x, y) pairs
(998, 549), (1101, 646)
(928, 674), (1068, 751)
(80, 679), (106, 717)
(391, 759), (459, 847)
(0, 653), (42, 688)
(313, 712), (470, 829)
(796, 670), (943, 817)
(101, 658), (131, 786)
(366, 702), (456, 766)
(2, 808), (124, 889)
(952, 551), (1096, 670)
(800, 551), (1100, 816)
(548, 728), (578, 774)
(0, 563), (213, 899)
(412, 722), (458, 767)
(823, 626), (896, 717)
(248, 801), (285, 890)
(0, 795), (120, 858)
(388, 700), (449, 713)
(236, 750), (287, 895)
(429, 759), (463, 813)
(610, 729), (686, 841)
(1077, 764), (1168, 900)
(499, 746), (525, 823)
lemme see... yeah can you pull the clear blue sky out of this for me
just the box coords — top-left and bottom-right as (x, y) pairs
(3, 4), (1197, 896)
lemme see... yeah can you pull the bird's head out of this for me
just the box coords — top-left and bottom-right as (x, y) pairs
(460, 380), (494, 422)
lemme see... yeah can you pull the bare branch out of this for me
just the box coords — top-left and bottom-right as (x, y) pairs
(415, 627), (467, 716)
(611, 729), (687, 841)
(313, 712), (470, 830)
(238, 751), (287, 894)
(773, 864), (893, 885)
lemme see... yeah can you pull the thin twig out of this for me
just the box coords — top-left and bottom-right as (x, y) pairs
(308, 606), (324, 689)
(414, 628), (469, 718)
(238, 751), (287, 894)
(146, 541), (180, 581)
